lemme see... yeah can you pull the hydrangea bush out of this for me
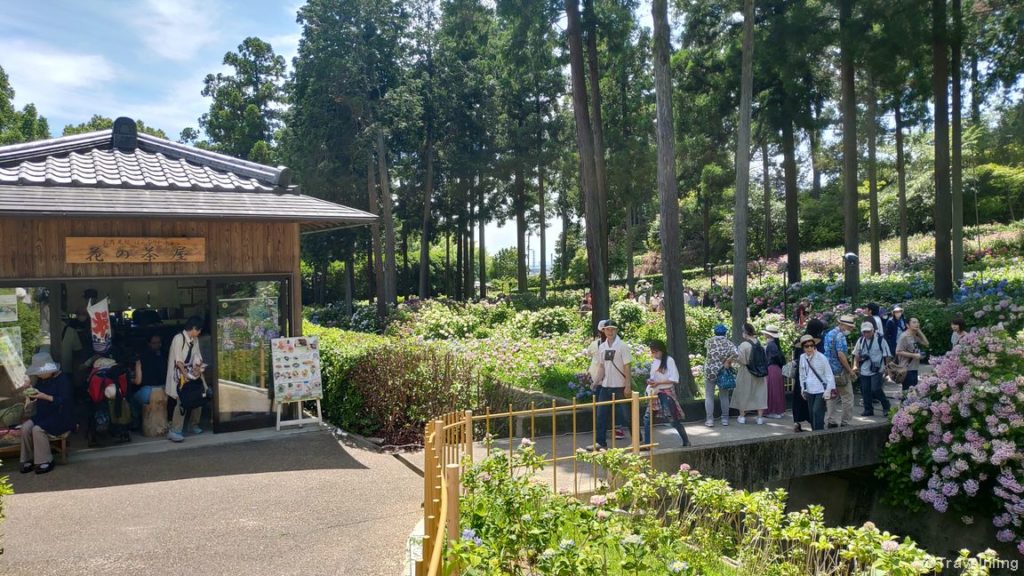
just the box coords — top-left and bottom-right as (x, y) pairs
(448, 444), (1002, 575)
(879, 326), (1024, 556)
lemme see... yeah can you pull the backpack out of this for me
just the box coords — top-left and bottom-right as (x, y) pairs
(748, 340), (769, 378)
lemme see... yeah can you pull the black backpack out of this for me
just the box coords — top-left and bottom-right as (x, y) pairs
(748, 340), (769, 377)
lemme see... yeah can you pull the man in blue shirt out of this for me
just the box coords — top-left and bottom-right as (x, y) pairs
(823, 315), (857, 427)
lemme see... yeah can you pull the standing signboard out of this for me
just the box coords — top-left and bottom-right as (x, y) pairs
(270, 336), (323, 430)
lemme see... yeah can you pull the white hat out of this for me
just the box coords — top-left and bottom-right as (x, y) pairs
(597, 320), (609, 331)
(25, 352), (60, 376)
(761, 325), (781, 338)
(861, 322), (875, 332)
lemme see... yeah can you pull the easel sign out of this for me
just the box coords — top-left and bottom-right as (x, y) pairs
(270, 336), (323, 430)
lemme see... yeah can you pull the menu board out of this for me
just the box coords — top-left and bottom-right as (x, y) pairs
(0, 327), (22, 359)
(270, 336), (323, 402)
(0, 293), (17, 323)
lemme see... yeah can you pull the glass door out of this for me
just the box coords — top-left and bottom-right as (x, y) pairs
(212, 279), (288, 431)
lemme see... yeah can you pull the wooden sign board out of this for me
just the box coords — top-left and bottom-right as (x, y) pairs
(66, 237), (206, 264)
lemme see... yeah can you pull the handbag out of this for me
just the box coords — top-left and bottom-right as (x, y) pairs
(886, 359), (908, 384)
(781, 360), (797, 379)
(716, 367), (736, 390)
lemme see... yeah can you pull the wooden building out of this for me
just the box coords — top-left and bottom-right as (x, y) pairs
(0, 117), (373, 432)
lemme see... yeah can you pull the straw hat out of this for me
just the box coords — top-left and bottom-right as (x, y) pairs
(761, 325), (781, 338)
(838, 315), (857, 328)
(798, 334), (820, 347)
(25, 352), (60, 377)
(861, 322), (876, 332)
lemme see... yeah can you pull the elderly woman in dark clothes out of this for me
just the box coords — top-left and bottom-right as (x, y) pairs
(19, 352), (74, 474)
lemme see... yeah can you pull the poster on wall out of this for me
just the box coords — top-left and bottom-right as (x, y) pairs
(0, 293), (17, 323)
(270, 336), (322, 402)
(0, 327), (22, 359)
(87, 298), (112, 354)
(0, 329), (26, 393)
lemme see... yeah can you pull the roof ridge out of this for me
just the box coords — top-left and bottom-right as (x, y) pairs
(0, 130), (111, 165)
(135, 133), (290, 187)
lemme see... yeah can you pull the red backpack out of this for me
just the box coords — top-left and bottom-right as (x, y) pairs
(87, 366), (129, 404)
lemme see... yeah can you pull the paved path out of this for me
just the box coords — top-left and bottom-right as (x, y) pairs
(402, 380), (906, 494)
(1, 429), (422, 576)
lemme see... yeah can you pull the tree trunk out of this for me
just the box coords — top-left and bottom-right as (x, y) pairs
(732, 0), (754, 341)
(456, 214), (464, 301)
(933, 0), (953, 301)
(626, 204), (635, 293)
(782, 119), (801, 284)
(376, 129), (398, 307)
(840, 0), (860, 299)
(478, 184), (487, 299)
(895, 99), (909, 262)
(466, 197), (475, 299)
(970, 52), (980, 125)
(867, 80), (881, 275)
(952, 0), (964, 283)
(445, 228), (451, 297)
(762, 139), (772, 259)
(537, 97), (548, 301)
(366, 242), (374, 302)
(567, 0), (609, 330)
(653, 0), (694, 398)
(402, 228), (410, 298)
(701, 192), (711, 272)
(344, 252), (354, 316)
(514, 166), (528, 292)
(809, 101), (823, 199)
(419, 133), (434, 298)
(560, 207), (571, 281)
(583, 0), (609, 273)
(367, 158), (387, 322)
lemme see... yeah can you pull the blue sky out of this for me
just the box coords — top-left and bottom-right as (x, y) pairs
(0, 0), (302, 140)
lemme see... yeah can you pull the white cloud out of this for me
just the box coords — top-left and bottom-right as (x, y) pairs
(130, 0), (221, 62)
(0, 38), (116, 116)
(267, 32), (300, 67)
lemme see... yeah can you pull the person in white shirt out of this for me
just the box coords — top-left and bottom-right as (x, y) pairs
(165, 316), (207, 442)
(590, 321), (632, 450)
(798, 334), (835, 431)
(640, 340), (689, 447)
(853, 321), (892, 417)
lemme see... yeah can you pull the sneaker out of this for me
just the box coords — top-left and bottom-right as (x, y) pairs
(167, 431), (185, 443)
(705, 419), (714, 427)
(768, 414), (784, 419)
(614, 428), (626, 440)
(721, 418), (729, 426)
(756, 417), (765, 425)
(585, 444), (607, 452)
(737, 416), (746, 424)
(191, 426), (204, 435)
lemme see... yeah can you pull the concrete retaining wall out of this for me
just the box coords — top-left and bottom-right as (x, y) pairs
(650, 422), (892, 490)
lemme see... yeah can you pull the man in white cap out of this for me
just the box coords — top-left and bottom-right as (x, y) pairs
(853, 321), (892, 417)
(19, 352), (73, 474)
(590, 320), (632, 450)
(823, 315), (858, 427)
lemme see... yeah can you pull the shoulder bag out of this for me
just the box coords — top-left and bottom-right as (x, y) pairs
(716, 366), (736, 390)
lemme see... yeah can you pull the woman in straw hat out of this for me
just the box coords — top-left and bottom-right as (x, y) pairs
(19, 352), (74, 474)
(762, 325), (786, 418)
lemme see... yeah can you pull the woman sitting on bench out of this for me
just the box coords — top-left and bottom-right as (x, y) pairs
(20, 352), (73, 475)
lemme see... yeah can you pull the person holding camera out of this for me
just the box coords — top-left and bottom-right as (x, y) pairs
(895, 317), (929, 393)
(164, 316), (208, 442)
(853, 322), (892, 417)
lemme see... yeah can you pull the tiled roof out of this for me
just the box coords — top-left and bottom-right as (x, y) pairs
(0, 185), (376, 233)
(0, 147), (278, 191)
(0, 118), (376, 232)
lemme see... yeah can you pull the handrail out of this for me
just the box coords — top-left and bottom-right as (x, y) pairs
(417, 391), (661, 576)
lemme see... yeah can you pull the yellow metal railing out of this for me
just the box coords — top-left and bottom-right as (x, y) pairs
(416, 390), (662, 576)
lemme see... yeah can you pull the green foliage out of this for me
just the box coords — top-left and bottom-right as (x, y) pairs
(526, 308), (580, 338)
(0, 66), (49, 145)
(302, 321), (389, 434)
(490, 247), (520, 282)
(0, 460), (12, 553)
(609, 300), (648, 338)
(62, 115), (167, 139)
(450, 446), (985, 575)
(684, 306), (731, 356)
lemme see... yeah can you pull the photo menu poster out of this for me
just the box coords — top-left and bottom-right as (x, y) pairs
(0, 293), (17, 323)
(0, 328), (26, 394)
(270, 336), (323, 402)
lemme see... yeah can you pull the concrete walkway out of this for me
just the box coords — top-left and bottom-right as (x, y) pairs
(1, 428), (422, 576)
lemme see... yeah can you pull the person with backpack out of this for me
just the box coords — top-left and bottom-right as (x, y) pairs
(854, 321), (892, 417)
(761, 326), (786, 419)
(798, 334), (835, 431)
(823, 315), (857, 428)
(884, 305), (907, 357)
(733, 322), (768, 425)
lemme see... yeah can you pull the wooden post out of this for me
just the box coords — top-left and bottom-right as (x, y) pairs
(463, 410), (473, 467)
(631, 390), (640, 454)
(420, 421), (434, 576)
(259, 339), (266, 389)
(445, 463), (462, 576)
